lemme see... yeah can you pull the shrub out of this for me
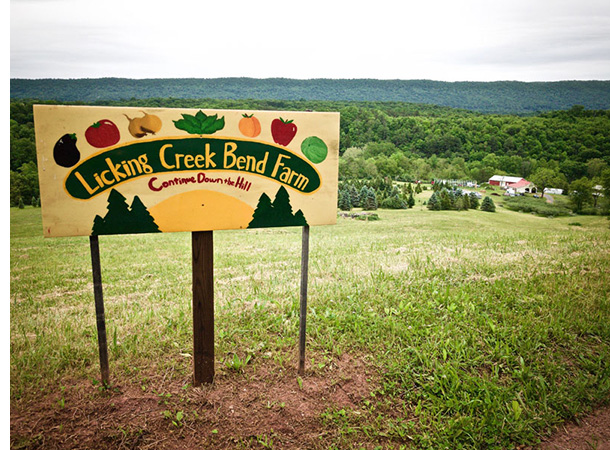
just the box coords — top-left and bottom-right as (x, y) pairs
(503, 197), (570, 217)
(380, 195), (406, 209)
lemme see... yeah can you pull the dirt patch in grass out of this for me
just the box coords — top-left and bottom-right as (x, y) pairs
(10, 353), (376, 449)
(11, 352), (610, 449)
(535, 403), (610, 450)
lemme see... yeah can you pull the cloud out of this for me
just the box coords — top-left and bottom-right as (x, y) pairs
(9, 0), (610, 81)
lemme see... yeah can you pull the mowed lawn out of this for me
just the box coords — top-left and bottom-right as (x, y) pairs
(10, 202), (610, 449)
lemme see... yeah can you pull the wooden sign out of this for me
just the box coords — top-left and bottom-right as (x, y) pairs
(34, 105), (340, 237)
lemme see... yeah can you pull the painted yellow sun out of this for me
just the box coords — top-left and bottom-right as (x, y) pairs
(149, 190), (254, 232)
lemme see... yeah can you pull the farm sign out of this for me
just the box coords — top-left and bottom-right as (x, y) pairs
(34, 105), (340, 237)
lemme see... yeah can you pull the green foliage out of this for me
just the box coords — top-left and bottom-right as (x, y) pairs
(427, 188), (478, 212)
(10, 96), (610, 207)
(362, 187), (378, 211)
(338, 189), (352, 211)
(569, 177), (594, 213)
(530, 168), (567, 198)
(480, 196), (497, 212)
(10, 78), (610, 114)
(407, 192), (415, 209)
(503, 197), (571, 217)
(379, 194), (406, 210)
(10, 162), (39, 207)
(173, 110), (225, 135)
(427, 192), (441, 210)
(469, 192), (480, 209)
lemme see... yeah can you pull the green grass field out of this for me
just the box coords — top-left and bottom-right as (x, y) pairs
(10, 204), (610, 449)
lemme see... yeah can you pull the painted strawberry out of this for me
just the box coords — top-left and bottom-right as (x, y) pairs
(271, 117), (297, 146)
(85, 119), (120, 148)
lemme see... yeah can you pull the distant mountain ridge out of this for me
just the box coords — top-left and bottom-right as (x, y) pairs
(10, 77), (610, 114)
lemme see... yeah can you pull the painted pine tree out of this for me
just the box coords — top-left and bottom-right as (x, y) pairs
(101, 189), (131, 233)
(91, 189), (160, 235)
(130, 196), (160, 233)
(248, 186), (309, 228)
(248, 193), (275, 228)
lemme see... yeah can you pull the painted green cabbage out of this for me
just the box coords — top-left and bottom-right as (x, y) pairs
(301, 136), (328, 164)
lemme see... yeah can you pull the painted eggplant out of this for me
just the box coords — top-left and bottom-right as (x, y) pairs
(53, 133), (80, 168)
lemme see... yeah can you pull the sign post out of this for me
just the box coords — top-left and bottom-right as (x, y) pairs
(34, 105), (339, 384)
(89, 235), (110, 385)
(192, 231), (215, 385)
(298, 225), (310, 376)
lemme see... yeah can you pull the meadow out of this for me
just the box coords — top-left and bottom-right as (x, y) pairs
(10, 201), (610, 449)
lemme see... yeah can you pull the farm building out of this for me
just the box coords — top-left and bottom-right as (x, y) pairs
(544, 188), (564, 195)
(506, 178), (536, 194)
(490, 175), (537, 195)
(488, 175), (525, 187)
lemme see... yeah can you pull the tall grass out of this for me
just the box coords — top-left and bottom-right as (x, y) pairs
(10, 205), (610, 448)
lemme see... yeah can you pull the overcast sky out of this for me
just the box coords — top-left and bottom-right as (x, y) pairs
(9, 0), (610, 81)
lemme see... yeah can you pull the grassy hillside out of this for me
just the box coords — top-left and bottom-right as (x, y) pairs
(10, 78), (610, 114)
(11, 202), (610, 449)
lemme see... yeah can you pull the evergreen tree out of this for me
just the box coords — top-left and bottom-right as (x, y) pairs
(415, 183), (422, 194)
(439, 189), (453, 210)
(455, 196), (466, 211)
(480, 196), (496, 212)
(407, 192), (415, 208)
(349, 184), (360, 207)
(380, 194), (406, 209)
(363, 188), (378, 210)
(359, 185), (370, 206)
(469, 192), (480, 209)
(338, 190), (352, 211)
(462, 193), (470, 210)
(427, 192), (441, 210)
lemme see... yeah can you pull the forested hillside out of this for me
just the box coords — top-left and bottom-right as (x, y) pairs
(10, 98), (610, 215)
(10, 78), (610, 114)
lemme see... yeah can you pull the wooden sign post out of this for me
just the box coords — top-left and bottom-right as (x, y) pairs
(33, 105), (339, 385)
(192, 231), (215, 385)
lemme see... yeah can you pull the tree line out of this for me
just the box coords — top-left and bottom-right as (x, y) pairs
(10, 78), (610, 114)
(10, 99), (610, 214)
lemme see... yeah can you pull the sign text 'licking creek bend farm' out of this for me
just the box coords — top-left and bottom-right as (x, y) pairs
(34, 105), (340, 237)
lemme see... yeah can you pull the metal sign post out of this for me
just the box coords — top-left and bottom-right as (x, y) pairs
(89, 235), (110, 385)
(298, 225), (310, 376)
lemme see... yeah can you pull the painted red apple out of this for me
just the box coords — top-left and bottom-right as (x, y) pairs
(85, 119), (120, 148)
(271, 117), (297, 146)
